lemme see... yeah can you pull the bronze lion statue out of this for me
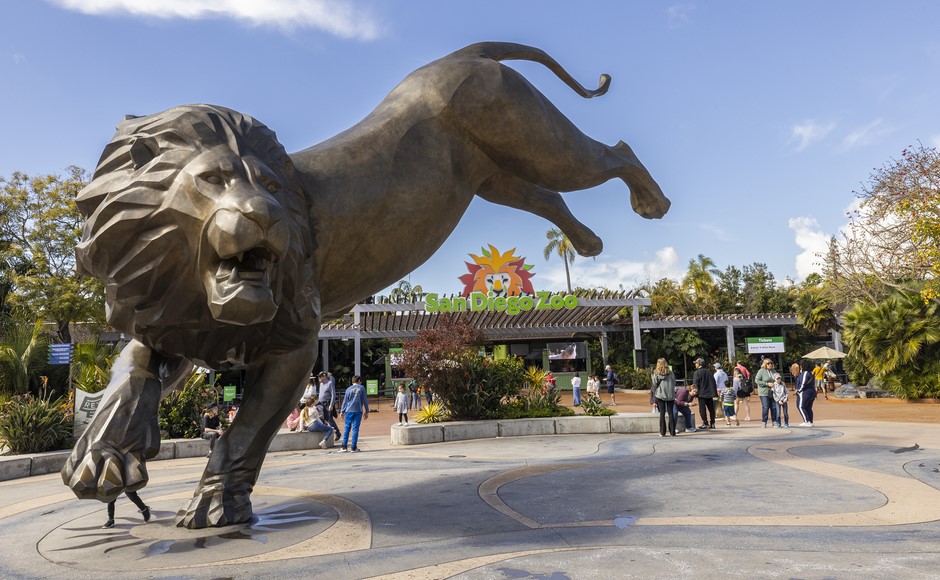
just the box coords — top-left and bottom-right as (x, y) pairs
(63, 42), (670, 529)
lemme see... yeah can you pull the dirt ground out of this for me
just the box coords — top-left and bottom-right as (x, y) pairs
(352, 389), (938, 438)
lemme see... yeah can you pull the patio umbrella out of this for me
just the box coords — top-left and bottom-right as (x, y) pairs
(803, 346), (847, 360)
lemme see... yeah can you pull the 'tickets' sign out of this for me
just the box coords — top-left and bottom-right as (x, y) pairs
(424, 245), (578, 315)
(746, 336), (786, 354)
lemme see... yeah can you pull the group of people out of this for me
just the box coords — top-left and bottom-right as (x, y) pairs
(284, 371), (371, 452)
(569, 366), (617, 407)
(649, 356), (824, 437)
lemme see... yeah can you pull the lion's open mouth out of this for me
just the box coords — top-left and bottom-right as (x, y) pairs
(216, 247), (274, 286)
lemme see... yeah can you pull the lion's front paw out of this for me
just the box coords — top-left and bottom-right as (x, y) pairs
(62, 445), (148, 502)
(174, 483), (253, 529)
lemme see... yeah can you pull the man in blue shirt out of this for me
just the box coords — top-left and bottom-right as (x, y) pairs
(338, 375), (370, 453)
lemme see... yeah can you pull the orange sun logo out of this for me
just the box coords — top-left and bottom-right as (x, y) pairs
(459, 245), (536, 297)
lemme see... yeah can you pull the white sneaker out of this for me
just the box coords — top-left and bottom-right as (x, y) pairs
(806, 422), (813, 427)
(338, 448), (349, 453)
(319, 438), (328, 449)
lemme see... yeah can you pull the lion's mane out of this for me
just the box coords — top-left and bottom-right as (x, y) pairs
(76, 105), (319, 367)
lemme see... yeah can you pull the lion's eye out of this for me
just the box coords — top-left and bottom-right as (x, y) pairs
(200, 173), (223, 185)
(266, 182), (281, 193)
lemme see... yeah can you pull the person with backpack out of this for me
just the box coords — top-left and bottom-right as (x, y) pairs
(795, 359), (817, 426)
(691, 358), (718, 429)
(733, 366), (752, 421)
(650, 358), (677, 437)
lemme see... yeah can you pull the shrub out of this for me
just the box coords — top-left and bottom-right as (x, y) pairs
(400, 317), (526, 420)
(414, 401), (447, 424)
(159, 372), (220, 438)
(615, 365), (652, 390)
(0, 390), (72, 454)
(580, 396), (615, 416)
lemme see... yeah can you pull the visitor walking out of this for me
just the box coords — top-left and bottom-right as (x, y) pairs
(650, 358), (676, 437)
(692, 358), (717, 429)
(813, 363), (828, 399)
(571, 372), (582, 406)
(722, 377), (739, 426)
(796, 360), (816, 426)
(316, 371), (342, 441)
(734, 363), (754, 421)
(339, 375), (369, 453)
(102, 491), (151, 529)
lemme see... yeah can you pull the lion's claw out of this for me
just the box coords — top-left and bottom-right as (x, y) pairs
(175, 484), (253, 529)
(62, 445), (149, 502)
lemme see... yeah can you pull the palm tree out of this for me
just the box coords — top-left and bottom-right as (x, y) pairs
(0, 320), (48, 394)
(389, 280), (425, 303)
(842, 290), (940, 376)
(543, 228), (576, 293)
(72, 340), (120, 394)
(682, 254), (719, 313)
(794, 287), (838, 336)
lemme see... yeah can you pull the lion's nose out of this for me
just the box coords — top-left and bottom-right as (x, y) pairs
(207, 193), (289, 259)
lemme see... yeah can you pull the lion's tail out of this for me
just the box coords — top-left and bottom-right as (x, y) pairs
(451, 42), (611, 99)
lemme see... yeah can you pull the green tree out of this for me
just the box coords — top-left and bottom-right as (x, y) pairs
(841, 288), (940, 398)
(659, 328), (707, 379)
(641, 278), (687, 316)
(0, 167), (104, 341)
(543, 228), (576, 293)
(72, 340), (121, 394)
(681, 254), (719, 313)
(387, 279), (425, 303)
(0, 320), (49, 395)
(824, 143), (939, 306)
(794, 285), (838, 336)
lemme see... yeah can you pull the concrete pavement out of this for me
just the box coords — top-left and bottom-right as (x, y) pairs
(0, 417), (938, 579)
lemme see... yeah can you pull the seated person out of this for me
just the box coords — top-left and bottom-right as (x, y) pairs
(299, 397), (337, 448)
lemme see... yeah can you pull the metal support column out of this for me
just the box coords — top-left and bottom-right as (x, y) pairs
(321, 338), (329, 373)
(725, 323), (735, 362)
(354, 308), (362, 377)
(600, 331), (609, 367)
(632, 305), (642, 349)
(830, 329), (843, 352)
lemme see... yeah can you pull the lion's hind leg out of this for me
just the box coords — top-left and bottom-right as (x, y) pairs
(477, 174), (603, 257)
(62, 340), (192, 503)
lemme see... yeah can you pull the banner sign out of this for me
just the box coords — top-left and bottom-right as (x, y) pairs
(424, 244), (579, 315)
(366, 379), (379, 396)
(49, 343), (72, 365)
(73, 387), (104, 438)
(746, 336), (786, 354)
(223, 385), (237, 402)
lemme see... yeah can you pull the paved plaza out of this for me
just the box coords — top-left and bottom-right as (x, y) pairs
(1, 415), (938, 579)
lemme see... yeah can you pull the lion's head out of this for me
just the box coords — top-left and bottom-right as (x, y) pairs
(458, 245), (535, 298)
(76, 105), (319, 367)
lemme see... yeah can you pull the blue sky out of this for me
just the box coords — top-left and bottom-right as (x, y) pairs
(3, 1), (939, 297)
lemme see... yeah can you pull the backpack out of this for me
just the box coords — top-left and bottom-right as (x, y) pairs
(738, 377), (754, 397)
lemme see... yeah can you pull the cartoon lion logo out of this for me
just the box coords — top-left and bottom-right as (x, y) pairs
(75, 105), (320, 368)
(459, 245), (536, 297)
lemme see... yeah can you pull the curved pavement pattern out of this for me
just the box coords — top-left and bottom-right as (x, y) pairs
(1, 419), (938, 579)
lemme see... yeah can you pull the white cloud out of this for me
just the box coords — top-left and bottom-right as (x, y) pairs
(840, 119), (893, 150)
(49, 0), (380, 39)
(788, 216), (829, 281)
(666, 4), (695, 27)
(538, 247), (682, 291)
(12, 53), (26, 65)
(789, 120), (835, 152)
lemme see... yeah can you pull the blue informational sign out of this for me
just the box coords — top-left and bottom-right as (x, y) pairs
(49, 343), (73, 365)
